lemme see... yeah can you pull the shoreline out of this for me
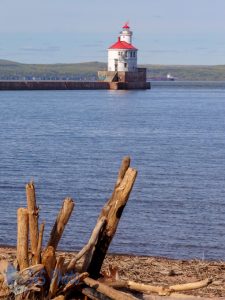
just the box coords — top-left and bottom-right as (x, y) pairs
(0, 247), (225, 298)
(1, 244), (225, 263)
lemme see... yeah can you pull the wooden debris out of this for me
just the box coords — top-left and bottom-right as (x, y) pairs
(17, 208), (29, 270)
(49, 256), (65, 298)
(51, 296), (65, 300)
(142, 294), (218, 300)
(169, 278), (212, 292)
(82, 157), (137, 278)
(83, 277), (138, 300)
(47, 197), (75, 251)
(107, 278), (212, 296)
(82, 287), (112, 300)
(68, 216), (106, 271)
(0, 157), (216, 300)
(34, 222), (45, 265)
(26, 181), (39, 264)
(63, 272), (89, 293)
(42, 246), (56, 279)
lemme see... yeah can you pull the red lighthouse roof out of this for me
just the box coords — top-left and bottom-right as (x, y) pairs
(108, 37), (137, 50)
(123, 22), (130, 29)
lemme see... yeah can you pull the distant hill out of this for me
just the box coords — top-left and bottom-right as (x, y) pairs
(0, 59), (225, 81)
(144, 64), (225, 81)
(0, 60), (107, 80)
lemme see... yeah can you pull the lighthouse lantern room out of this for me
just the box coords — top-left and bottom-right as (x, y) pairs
(108, 23), (138, 72)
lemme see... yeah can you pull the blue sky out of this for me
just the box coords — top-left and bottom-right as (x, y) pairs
(0, 0), (225, 65)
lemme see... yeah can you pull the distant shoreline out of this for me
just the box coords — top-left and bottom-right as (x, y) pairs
(1, 59), (225, 81)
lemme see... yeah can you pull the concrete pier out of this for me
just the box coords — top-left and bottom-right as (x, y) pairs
(0, 80), (150, 91)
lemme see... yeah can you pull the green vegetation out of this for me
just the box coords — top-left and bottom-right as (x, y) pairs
(0, 59), (225, 81)
(144, 64), (225, 81)
(0, 60), (106, 80)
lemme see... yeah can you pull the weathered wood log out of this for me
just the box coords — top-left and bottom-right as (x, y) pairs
(99, 156), (131, 219)
(115, 156), (131, 188)
(82, 287), (112, 300)
(107, 280), (164, 294)
(142, 294), (218, 300)
(49, 256), (65, 298)
(17, 208), (29, 270)
(47, 198), (75, 250)
(51, 296), (65, 300)
(67, 216), (106, 271)
(169, 278), (212, 292)
(12, 264), (45, 300)
(63, 272), (89, 293)
(82, 157), (137, 278)
(17, 264), (45, 285)
(34, 222), (45, 265)
(107, 278), (212, 295)
(26, 182), (39, 264)
(83, 277), (138, 300)
(106, 167), (137, 236)
(42, 246), (56, 279)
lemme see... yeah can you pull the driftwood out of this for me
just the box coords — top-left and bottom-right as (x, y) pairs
(82, 287), (112, 300)
(17, 208), (29, 270)
(12, 264), (45, 299)
(26, 182), (39, 264)
(42, 246), (56, 279)
(83, 277), (138, 300)
(82, 157), (137, 278)
(67, 216), (106, 271)
(51, 296), (65, 300)
(34, 222), (45, 265)
(49, 256), (65, 298)
(107, 278), (212, 295)
(47, 198), (75, 251)
(63, 272), (89, 293)
(2, 157), (216, 300)
(169, 278), (212, 292)
(142, 294), (222, 300)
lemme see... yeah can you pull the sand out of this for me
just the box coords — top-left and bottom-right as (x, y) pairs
(0, 246), (225, 298)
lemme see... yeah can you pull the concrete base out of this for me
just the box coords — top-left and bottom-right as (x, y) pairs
(0, 81), (109, 90)
(109, 82), (151, 90)
(97, 68), (150, 90)
(0, 80), (151, 91)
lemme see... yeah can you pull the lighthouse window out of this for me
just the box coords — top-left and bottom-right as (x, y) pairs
(124, 63), (127, 68)
(125, 51), (128, 57)
(133, 52), (136, 57)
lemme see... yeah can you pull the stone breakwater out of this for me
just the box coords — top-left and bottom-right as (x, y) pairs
(0, 81), (150, 90)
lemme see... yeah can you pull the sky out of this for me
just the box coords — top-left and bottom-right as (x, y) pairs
(0, 0), (225, 65)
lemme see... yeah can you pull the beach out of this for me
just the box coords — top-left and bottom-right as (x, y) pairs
(1, 246), (225, 298)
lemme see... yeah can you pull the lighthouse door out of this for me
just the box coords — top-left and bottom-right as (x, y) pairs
(114, 59), (118, 71)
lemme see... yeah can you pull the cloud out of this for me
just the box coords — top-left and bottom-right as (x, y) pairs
(20, 46), (60, 52)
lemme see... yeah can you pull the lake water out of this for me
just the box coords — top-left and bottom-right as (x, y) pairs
(0, 81), (225, 260)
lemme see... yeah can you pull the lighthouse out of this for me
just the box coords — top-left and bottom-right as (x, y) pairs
(108, 23), (138, 72)
(98, 23), (150, 89)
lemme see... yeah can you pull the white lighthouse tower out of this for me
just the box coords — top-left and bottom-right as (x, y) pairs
(98, 23), (150, 89)
(108, 23), (138, 72)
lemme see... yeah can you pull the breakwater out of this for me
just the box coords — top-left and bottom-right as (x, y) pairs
(0, 80), (150, 90)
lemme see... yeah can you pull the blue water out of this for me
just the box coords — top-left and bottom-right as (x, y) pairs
(0, 82), (225, 260)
